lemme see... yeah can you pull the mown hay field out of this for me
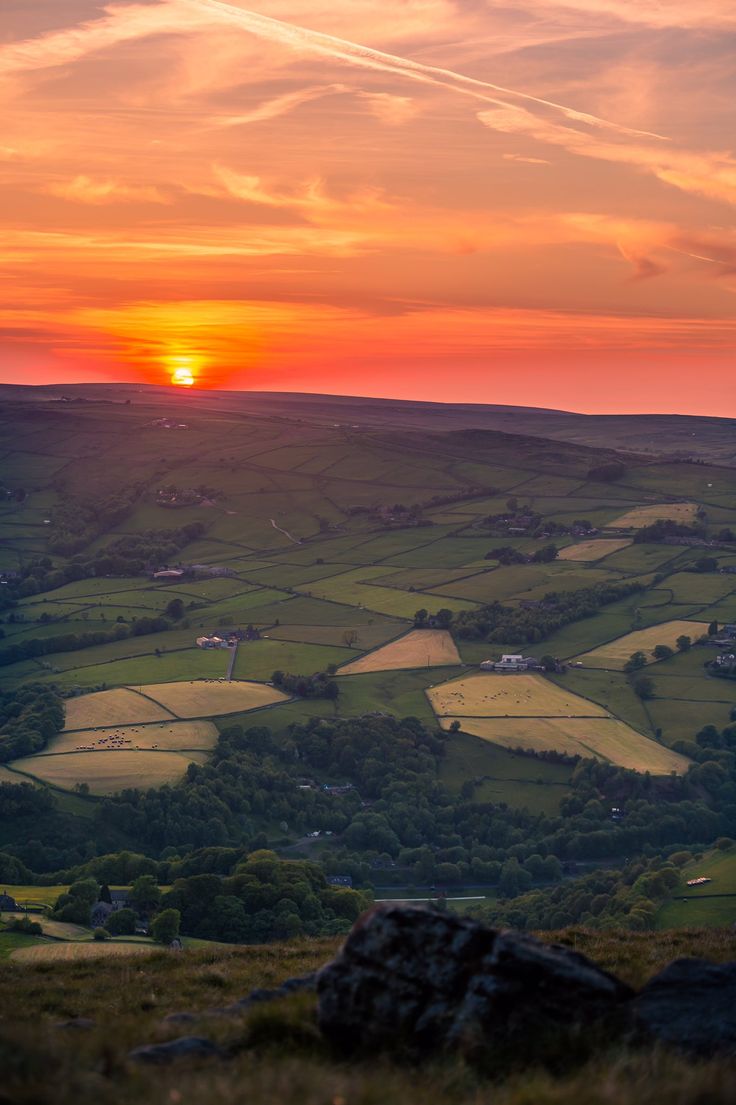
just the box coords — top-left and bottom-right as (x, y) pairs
(608, 502), (699, 528)
(337, 629), (461, 675)
(10, 940), (164, 963)
(557, 538), (632, 561)
(44, 719), (219, 755)
(427, 673), (609, 717)
(576, 620), (711, 669)
(139, 679), (288, 717)
(440, 716), (689, 774)
(64, 688), (174, 730)
(11, 748), (207, 795)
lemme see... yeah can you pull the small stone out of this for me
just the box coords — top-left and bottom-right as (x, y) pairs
(161, 1012), (198, 1025)
(632, 958), (736, 1056)
(128, 1036), (221, 1065)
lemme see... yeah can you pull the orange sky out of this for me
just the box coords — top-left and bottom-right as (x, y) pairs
(2, 0), (736, 413)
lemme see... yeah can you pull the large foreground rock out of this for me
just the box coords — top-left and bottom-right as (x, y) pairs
(632, 958), (736, 1057)
(317, 905), (632, 1060)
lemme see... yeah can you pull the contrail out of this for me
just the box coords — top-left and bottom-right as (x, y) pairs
(187, 0), (668, 141)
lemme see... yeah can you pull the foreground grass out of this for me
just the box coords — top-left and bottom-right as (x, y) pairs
(2, 930), (736, 1105)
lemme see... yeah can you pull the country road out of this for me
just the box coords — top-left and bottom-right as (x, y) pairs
(269, 517), (301, 544)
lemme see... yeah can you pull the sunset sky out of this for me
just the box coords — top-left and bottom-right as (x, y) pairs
(2, 0), (735, 412)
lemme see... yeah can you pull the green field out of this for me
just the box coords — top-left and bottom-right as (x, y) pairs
(656, 846), (736, 928)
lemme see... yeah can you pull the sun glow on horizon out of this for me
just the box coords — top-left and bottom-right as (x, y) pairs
(168, 355), (198, 387)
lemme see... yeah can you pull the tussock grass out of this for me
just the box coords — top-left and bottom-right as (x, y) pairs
(2, 931), (736, 1105)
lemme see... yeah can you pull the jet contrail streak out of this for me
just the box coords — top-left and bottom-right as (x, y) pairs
(188, 0), (668, 141)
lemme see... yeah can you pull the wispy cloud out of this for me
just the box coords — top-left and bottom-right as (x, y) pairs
(44, 175), (169, 205)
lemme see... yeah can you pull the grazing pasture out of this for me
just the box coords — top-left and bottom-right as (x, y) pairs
(440, 716), (689, 774)
(427, 672), (609, 718)
(575, 620), (711, 669)
(11, 748), (205, 794)
(608, 502), (699, 528)
(337, 629), (461, 675)
(64, 688), (174, 730)
(557, 539), (632, 561)
(44, 719), (219, 755)
(138, 680), (289, 717)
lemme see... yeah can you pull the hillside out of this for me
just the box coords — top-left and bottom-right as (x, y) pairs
(0, 387), (735, 928)
(2, 926), (736, 1105)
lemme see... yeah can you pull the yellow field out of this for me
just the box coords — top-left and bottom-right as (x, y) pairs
(43, 720), (219, 756)
(1, 885), (68, 907)
(440, 716), (689, 775)
(609, 502), (699, 528)
(557, 539), (632, 562)
(1, 913), (89, 940)
(576, 620), (711, 669)
(337, 629), (461, 676)
(427, 673), (609, 718)
(11, 749), (204, 795)
(11, 940), (164, 963)
(138, 679), (288, 717)
(64, 688), (174, 730)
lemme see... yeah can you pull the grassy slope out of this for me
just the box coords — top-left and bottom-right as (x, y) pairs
(2, 931), (736, 1105)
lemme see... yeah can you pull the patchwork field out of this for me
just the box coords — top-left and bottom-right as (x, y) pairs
(64, 688), (175, 730)
(609, 502), (699, 528)
(427, 673), (609, 718)
(575, 620), (711, 669)
(439, 716), (689, 774)
(557, 538), (632, 561)
(337, 629), (460, 675)
(11, 748), (206, 794)
(137, 680), (289, 717)
(44, 720), (219, 755)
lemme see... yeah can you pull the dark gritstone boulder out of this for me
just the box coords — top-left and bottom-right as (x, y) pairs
(317, 905), (632, 1060)
(632, 958), (736, 1057)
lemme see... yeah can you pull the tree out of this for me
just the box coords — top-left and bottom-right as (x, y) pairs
(693, 557), (718, 573)
(540, 655), (557, 672)
(708, 620), (719, 637)
(633, 676), (655, 700)
(624, 651), (647, 672)
(414, 608), (428, 627)
(342, 629), (358, 648)
(652, 644), (673, 661)
(434, 608), (454, 629)
(151, 908), (181, 945)
(676, 635), (692, 652)
(130, 874), (161, 915)
(106, 908), (137, 935)
(93, 927), (109, 942)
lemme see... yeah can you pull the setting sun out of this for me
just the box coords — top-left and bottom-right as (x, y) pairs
(168, 355), (198, 387)
(171, 366), (194, 387)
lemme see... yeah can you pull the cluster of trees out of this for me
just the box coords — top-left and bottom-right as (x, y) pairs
(453, 580), (644, 645)
(587, 462), (626, 482)
(161, 850), (366, 943)
(271, 670), (340, 699)
(632, 518), (706, 543)
(12, 521), (206, 602)
(47, 487), (144, 556)
(0, 685), (64, 762)
(0, 616), (172, 670)
(484, 544), (558, 565)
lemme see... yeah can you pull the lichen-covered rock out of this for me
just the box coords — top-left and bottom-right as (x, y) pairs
(317, 905), (632, 1060)
(632, 958), (736, 1056)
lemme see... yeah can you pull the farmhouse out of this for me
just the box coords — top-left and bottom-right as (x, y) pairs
(196, 635), (229, 649)
(480, 654), (540, 673)
(0, 890), (19, 911)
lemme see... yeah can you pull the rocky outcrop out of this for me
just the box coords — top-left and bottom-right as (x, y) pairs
(632, 958), (736, 1057)
(317, 905), (632, 1061)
